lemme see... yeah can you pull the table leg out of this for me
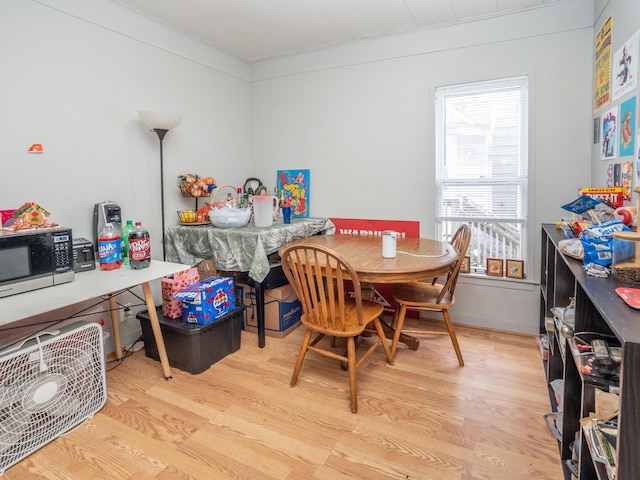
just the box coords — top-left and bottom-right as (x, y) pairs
(255, 281), (266, 348)
(141, 281), (173, 380)
(380, 318), (420, 351)
(360, 282), (419, 351)
(108, 294), (123, 360)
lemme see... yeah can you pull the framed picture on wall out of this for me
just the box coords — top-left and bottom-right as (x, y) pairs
(506, 259), (525, 279)
(486, 258), (503, 277)
(460, 256), (471, 274)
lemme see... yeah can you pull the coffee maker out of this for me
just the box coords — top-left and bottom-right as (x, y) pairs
(93, 201), (122, 251)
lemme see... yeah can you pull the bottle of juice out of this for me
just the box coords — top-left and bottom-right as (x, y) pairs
(98, 222), (122, 270)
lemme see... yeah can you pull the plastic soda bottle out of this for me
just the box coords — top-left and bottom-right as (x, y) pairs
(129, 221), (151, 269)
(98, 222), (122, 270)
(120, 220), (136, 267)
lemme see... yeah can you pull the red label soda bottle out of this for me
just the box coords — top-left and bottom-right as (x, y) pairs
(128, 221), (151, 269)
(98, 222), (122, 270)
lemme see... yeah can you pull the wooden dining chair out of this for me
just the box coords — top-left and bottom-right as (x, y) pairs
(389, 224), (472, 366)
(280, 242), (394, 413)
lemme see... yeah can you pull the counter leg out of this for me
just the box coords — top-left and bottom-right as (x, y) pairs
(141, 281), (173, 380)
(255, 281), (266, 348)
(108, 294), (123, 360)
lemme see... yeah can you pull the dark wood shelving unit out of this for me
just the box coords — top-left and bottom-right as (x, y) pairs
(540, 224), (640, 479)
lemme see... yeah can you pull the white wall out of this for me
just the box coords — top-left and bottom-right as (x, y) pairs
(1, 0), (252, 250)
(249, 0), (594, 334)
(1, 0), (253, 348)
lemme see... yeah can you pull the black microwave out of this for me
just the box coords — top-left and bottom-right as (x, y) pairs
(0, 227), (75, 298)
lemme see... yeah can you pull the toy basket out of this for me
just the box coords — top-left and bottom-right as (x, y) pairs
(208, 184), (252, 228)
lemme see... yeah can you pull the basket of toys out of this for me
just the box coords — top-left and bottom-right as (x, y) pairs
(208, 184), (252, 228)
(177, 174), (217, 198)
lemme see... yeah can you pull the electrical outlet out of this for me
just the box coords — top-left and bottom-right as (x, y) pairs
(121, 302), (133, 322)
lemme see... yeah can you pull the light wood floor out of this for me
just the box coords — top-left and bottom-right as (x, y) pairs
(4, 319), (562, 479)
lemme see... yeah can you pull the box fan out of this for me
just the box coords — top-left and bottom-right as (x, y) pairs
(0, 322), (107, 474)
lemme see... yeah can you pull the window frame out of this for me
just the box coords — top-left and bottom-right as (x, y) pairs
(434, 75), (529, 277)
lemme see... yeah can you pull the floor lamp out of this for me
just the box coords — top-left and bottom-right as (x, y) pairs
(138, 110), (182, 261)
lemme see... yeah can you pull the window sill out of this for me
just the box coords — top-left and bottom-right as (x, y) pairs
(458, 273), (538, 290)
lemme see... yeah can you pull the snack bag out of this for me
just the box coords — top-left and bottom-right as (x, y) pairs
(580, 220), (630, 267)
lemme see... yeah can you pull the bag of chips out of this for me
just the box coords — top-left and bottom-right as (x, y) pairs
(580, 220), (630, 267)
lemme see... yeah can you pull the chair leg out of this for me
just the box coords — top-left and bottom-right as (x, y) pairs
(390, 304), (400, 329)
(291, 328), (313, 386)
(372, 317), (394, 366)
(347, 336), (358, 413)
(390, 304), (408, 360)
(442, 310), (464, 366)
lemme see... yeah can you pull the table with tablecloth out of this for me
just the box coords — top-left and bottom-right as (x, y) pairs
(165, 217), (335, 346)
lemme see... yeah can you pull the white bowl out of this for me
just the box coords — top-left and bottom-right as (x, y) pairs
(208, 207), (251, 228)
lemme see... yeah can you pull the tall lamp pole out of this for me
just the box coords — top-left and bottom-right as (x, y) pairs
(138, 111), (182, 261)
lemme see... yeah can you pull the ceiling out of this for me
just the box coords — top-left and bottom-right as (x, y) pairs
(112, 0), (565, 63)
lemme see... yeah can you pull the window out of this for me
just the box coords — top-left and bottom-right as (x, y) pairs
(435, 76), (528, 275)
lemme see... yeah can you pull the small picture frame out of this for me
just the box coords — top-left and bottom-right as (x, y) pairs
(460, 256), (470, 273)
(486, 258), (504, 277)
(506, 259), (525, 279)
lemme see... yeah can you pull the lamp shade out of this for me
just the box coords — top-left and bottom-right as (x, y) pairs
(138, 110), (182, 130)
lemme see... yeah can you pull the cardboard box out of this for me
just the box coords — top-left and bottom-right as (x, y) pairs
(173, 276), (235, 325)
(161, 267), (200, 318)
(237, 283), (302, 338)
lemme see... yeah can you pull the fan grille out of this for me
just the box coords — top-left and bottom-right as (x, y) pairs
(0, 322), (107, 474)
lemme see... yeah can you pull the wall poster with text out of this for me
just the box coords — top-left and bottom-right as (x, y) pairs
(606, 162), (633, 201)
(612, 30), (639, 101)
(602, 105), (618, 160)
(594, 15), (613, 112)
(277, 169), (310, 218)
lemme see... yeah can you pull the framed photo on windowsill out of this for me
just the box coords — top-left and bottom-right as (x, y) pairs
(486, 258), (504, 277)
(506, 259), (525, 279)
(460, 256), (470, 273)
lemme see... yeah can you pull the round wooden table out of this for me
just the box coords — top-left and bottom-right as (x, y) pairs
(280, 234), (458, 351)
(280, 234), (457, 283)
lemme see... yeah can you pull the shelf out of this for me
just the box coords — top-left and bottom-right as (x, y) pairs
(540, 224), (640, 480)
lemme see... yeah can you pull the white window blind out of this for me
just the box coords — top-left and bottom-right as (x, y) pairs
(435, 76), (528, 274)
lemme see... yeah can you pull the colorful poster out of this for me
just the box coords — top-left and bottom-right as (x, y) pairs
(602, 106), (618, 160)
(612, 30), (639, 101)
(277, 169), (310, 218)
(594, 15), (613, 112)
(620, 96), (636, 156)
